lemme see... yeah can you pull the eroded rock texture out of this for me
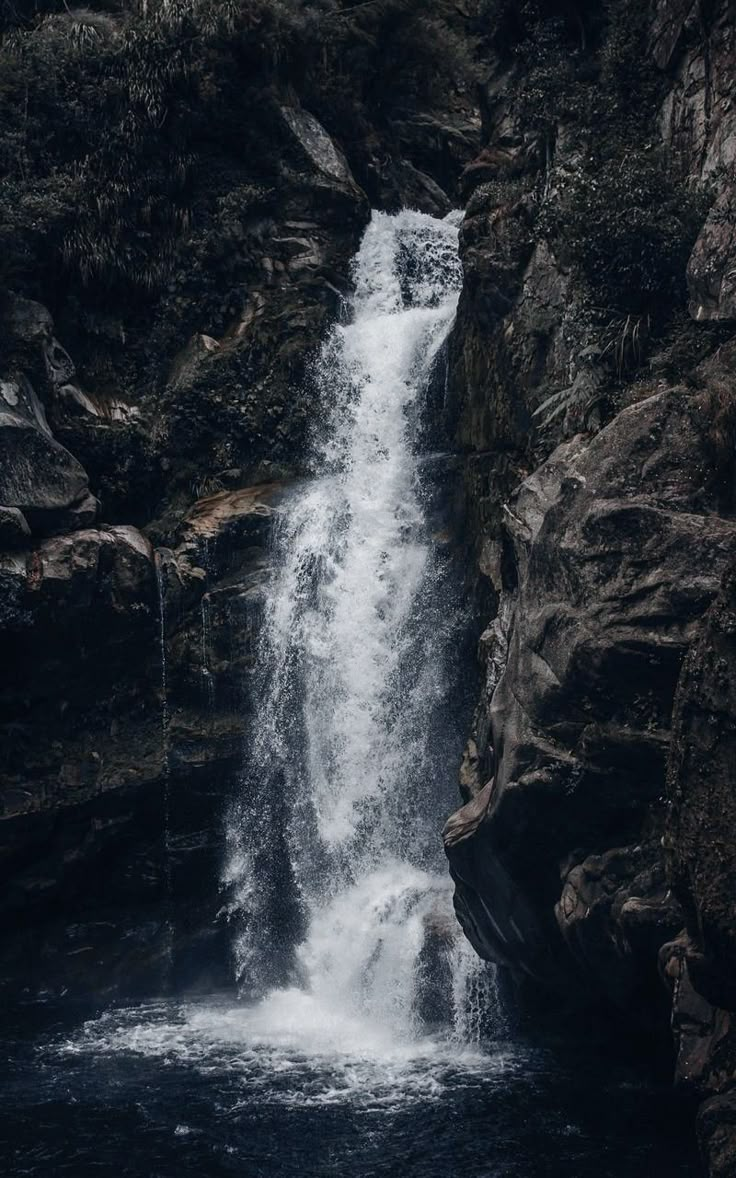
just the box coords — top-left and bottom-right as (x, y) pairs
(444, 0), (736, 1170)
(449, 381), (736, 996)
(662, 562), (736, 1174)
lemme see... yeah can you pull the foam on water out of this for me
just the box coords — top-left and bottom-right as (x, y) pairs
(54, 998), (510, 1112)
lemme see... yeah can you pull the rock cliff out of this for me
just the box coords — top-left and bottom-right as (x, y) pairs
(442, 1), (736, 1171)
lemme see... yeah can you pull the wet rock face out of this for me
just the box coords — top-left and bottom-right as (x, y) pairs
(0, 477), (282, 1001)
(0, 523), (163, 997)
(444, 0), (736, 1167)
(448, 384), (736, 1011)
(660, 563), (736, 1150)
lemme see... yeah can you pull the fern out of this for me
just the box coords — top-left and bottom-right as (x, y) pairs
(533, 366), (605, 429)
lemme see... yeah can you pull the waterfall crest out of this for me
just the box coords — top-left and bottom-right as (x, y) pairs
(224, 208), (491, 1041)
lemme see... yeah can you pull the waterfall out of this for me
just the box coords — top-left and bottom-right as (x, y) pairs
(224, 209), (486, 1041)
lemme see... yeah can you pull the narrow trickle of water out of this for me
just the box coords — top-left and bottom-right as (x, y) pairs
(200, 596), (215, 709)
(450, 935), (506, 1044)
(224, 208), (492, 1045)
(199, 539), (216, 711)
(155, 551), (174, 977)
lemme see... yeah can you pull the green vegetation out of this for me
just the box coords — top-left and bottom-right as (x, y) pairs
(472, 0), (713, 431)
(541, 153), (708, 314)
(0, 0), (479, 302)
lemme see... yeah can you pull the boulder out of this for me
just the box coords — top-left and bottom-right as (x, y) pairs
(280, 106), (358, 189)
(0, 375), (96, 535)
(6, 295), (54, 345)
(0, 523), (158, 812)
(3, 525), (155, 614)
(7, 294), (77, 389)
(176, 482), (285, 558)
(168, 332), (222, 390)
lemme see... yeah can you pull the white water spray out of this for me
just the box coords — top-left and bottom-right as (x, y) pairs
(224, 209), (494, 1045)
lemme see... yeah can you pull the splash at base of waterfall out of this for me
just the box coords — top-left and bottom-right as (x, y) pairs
(244, 864), (504, 1054)
(54, 995), (499, 1105)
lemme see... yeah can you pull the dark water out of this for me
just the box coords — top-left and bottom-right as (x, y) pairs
(0, 997), (700, 1178)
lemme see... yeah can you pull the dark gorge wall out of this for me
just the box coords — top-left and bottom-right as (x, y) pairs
(443, 1), (736, 1173)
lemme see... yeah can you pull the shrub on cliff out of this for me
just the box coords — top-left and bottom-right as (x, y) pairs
(309, 0), (479, 111)
(482, 0), (707, 321)
(0, 5), (181, 292)
(542, 152), (708, 316)
(0, 0), (477, 303)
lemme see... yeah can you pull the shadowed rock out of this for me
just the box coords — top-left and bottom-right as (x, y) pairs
(443, 779), (494, 850)
(0, 375), (96, 535)
(452, 384), (736, 1007)
(688, 194), (736, 322)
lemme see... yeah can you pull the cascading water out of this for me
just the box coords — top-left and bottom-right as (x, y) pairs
(223, 208), (490, 1042)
